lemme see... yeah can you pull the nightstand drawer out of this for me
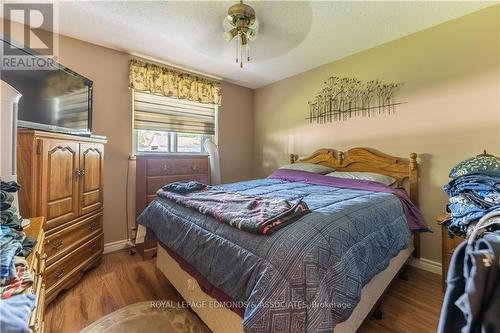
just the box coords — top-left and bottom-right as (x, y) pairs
(438, 212), (466, 291)
(444, 234), (466, 254)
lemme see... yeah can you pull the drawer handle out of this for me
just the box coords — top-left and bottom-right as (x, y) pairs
(74, 170), (86, 177)
(54, 268), (65, 280)
(89, 244), (99, 253)
(89, 222), (99, 232)
(191, 164), (199, 171)
(37, 255), (47, 276)
(161, 164), (168, 172)
(52, 240), (63, 252)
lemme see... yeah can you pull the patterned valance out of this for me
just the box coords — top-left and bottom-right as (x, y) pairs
(129, 59), (222, 105)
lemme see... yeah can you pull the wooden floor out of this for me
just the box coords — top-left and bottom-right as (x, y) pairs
(45, 250), (444, 333)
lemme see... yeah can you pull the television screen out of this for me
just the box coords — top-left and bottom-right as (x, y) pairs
(1, 40), (93, 135)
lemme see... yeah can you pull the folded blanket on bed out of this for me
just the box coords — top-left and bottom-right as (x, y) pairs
(161, 181), (207, 194)
(157, 182), (310, 235)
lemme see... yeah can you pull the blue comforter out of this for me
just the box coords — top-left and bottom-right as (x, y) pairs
(138, 178), (412, 332)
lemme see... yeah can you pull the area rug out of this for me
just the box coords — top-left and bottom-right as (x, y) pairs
(80, 301), (211, 333)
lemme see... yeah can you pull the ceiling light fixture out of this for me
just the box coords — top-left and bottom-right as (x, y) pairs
(223, 1), (259, 68)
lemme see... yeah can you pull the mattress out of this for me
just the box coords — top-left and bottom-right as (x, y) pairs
(138, 177), (413, 332)
(156, 243), (414, 333)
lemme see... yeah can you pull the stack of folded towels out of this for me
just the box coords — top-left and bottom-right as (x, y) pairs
(0, 181), (36, 333)
(443, 151), (500, 237)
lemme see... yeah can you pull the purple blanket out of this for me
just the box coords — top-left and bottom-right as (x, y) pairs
(269, 169), (429, 232)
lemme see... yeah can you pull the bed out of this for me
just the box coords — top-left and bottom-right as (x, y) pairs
(136, 147), (424, 333)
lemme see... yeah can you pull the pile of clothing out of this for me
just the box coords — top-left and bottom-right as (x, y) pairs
(0, 180), (36, 333)
(438, 210), (500, 333)
(443, 152), (500, 237)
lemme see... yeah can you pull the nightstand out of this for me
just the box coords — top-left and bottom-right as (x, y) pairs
(436, 213), (466, 291)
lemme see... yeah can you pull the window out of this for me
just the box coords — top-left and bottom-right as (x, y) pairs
(135, 130), (214, 153)
(133, 91), (217, 153)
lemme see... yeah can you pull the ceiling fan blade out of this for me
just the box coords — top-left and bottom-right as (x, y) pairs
(249, 17), (259, 32)
(222, 16), (234, 32)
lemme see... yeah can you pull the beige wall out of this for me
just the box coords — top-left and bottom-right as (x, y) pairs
(254, 6), (500, 263)
(219, 82), (254, 183)
(2, 20), (254, 244)
(56, 36), (133, 244)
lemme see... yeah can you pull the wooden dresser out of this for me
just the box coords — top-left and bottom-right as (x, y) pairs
(437, 213), (466, 291)
(24, 216), (46, 333)
(17, 129), (106, 304)
(135, 154), (209, 258)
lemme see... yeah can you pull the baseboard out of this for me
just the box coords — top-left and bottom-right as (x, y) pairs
(103, 239), (133, 254)
(409, 257), (442, 275)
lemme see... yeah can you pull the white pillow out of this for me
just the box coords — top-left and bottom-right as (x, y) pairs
(279, 163), (334, 174)
(325, 171), (397, 186)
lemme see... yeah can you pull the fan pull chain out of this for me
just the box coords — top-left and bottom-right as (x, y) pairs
(235, 37), (238, 63)
(240, 35), (243, 68)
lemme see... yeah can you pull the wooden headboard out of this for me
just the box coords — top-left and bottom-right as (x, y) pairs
(290, 147), (421, 257)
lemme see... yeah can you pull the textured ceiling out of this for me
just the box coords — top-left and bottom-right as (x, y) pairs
(32, 1), (499, 88)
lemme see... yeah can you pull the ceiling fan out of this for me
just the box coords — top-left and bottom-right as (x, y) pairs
(222, 1), (259, 68)
(180, 2), (311, 66)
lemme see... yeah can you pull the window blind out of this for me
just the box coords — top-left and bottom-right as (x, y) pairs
(133, 91), (216, 135)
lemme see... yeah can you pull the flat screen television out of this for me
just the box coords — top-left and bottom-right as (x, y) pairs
(1, 39), (93, 135)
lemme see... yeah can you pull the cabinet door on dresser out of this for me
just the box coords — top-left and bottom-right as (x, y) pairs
(39, 139), (80, 230)
(79, 143), (104, 216)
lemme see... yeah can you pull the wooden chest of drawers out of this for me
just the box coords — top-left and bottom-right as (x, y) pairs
(136, 154), (209, 209)
(135, 154), (210, 258)
(17, 129), (106, 304)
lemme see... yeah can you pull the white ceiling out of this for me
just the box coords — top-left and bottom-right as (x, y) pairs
(38, 1), (499, 88)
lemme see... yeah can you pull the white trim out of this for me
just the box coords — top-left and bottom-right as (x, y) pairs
(409, 257), (442, 275)
(103, 239), (133, 254)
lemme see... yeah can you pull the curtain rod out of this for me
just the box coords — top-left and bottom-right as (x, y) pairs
(130, 52), (222, 81)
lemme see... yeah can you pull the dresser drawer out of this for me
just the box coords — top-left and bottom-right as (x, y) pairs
(25, 217), (46, 333)
(45, 233), (103, 289)
(45, 212), (102, 266)
(147, 157), (208, 176)
(32, 234), (45, 279)
(29, 277), (45, 333)
(444, 234), (466, 255)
